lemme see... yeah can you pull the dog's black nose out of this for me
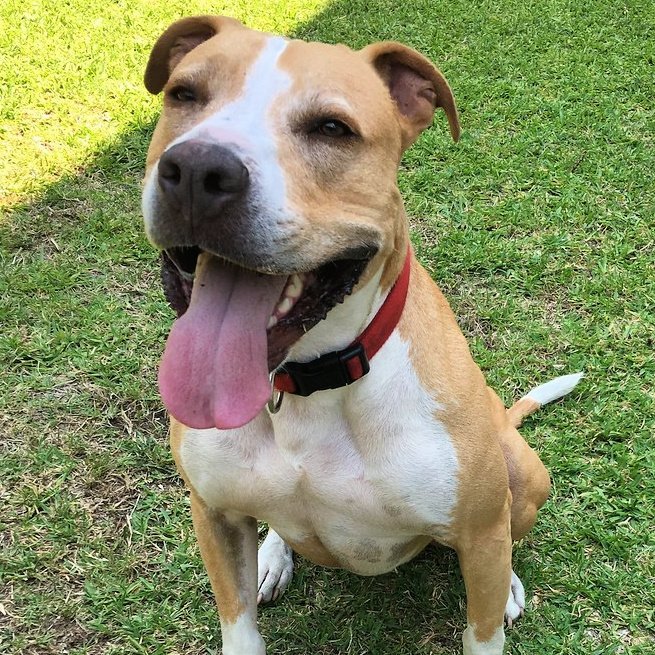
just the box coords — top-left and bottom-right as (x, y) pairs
(157, 140), (250, 220)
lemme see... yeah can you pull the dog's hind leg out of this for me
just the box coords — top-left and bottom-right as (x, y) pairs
(190, 492), (265, 655)
(257, 527), (294, 604)
(502, 373), (582, 540)
(500, 373), (583, 542)
(499, 426), (551, 542)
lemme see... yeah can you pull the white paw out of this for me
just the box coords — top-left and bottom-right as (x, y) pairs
(257, 529), (294, 604)
(221, 614), (267, 655)
(504, 570), (526, 628)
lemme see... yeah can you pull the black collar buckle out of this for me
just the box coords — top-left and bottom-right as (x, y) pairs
(279, 343), (371, 397)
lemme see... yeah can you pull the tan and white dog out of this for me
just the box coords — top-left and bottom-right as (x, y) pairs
(141, 16), (581, 655)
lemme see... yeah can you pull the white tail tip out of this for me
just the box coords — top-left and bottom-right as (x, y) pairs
(526, 372), (584, 406)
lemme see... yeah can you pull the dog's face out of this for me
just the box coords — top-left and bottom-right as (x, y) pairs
(142, 16), (459, 429)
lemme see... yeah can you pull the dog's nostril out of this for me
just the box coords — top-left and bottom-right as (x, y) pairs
(204, 172), (224, 195)
(159, 160), (182, 185)
(203, 165), (249, 195)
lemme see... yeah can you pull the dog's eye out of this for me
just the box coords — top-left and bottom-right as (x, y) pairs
(314, 119), (354, 138)
(168, 86), (197, 103)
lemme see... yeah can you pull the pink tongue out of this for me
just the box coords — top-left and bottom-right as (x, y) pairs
(159, 254), (288, 430)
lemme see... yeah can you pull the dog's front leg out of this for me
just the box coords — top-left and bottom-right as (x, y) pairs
(190, 492), (265, 655)
(456, 496), (513, 655)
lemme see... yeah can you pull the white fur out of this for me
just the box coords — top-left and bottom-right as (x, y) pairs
(462, 625), (505, 655)
(221, 613), (266, 655)
(287, 265), (384, 362)
(141, 170), (159, 244)
(504, 570), (525, 627)
(526, 372), (584, 405)
(180, 252), (459, 572)
(257, 528), (294, 603)
(180, 327), (459, 575)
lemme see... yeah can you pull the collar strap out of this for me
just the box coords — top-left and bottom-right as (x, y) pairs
(273, 247), (411, 397)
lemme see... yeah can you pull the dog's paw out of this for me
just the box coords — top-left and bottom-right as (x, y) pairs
(257, 529), (294, 604)
(504, 570), (526, 628)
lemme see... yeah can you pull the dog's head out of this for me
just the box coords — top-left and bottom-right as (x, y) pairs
(142, 16), (459, 429)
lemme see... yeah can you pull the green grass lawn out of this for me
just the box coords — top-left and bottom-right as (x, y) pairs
(1, 0), (653, 653)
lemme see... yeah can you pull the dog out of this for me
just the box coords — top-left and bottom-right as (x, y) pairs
(141, 15), (582, 654)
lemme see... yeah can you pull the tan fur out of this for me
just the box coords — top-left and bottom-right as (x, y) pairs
(456, 493), (513, 643)
(399, 261), (550, 541)
(398, 258), (551, 626)
(170, 416), (192, 489)
(360, 41), (461, 146)
(283, 535), (341, 568)
(189, 494), (250, 624)
(507, 396), (542, 428)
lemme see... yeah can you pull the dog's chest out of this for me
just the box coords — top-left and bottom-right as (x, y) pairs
(179, 378), (460, 573)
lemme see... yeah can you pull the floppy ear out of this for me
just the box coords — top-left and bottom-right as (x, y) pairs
(144, 15), (241, 94)
(360, 42), (460, 148)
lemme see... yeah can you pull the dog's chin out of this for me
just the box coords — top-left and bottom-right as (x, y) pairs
(160, 246), (373, 370)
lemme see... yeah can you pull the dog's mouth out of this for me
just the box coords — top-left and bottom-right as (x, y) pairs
(158, 245), (372, 431)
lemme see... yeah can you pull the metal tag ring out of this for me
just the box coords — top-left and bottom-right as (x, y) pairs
(268, 374), (284, 414)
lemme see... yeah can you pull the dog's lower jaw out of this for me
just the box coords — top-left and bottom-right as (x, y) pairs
(284, 258), (387, 365)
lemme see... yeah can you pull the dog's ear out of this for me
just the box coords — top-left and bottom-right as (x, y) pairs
(360, 42), (460, 148)
(144, 15), (241, 94)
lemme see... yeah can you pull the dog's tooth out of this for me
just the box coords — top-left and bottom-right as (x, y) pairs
(286, 274), (303, 299)
(267, 315), (278, 329)
(277, 297), (293, 316)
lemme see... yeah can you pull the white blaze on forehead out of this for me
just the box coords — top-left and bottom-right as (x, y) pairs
(170, 36), (290, 207)
(184, 35), (290, 136)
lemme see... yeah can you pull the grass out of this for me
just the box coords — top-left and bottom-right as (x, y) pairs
(1, 0), (653, 653)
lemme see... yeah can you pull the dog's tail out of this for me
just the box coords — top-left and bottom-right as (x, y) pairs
(507, 372), (584, 428)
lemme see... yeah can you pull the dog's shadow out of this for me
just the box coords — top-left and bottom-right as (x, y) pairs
(257, 541), (537, 654)
(258, 543), (463, 654)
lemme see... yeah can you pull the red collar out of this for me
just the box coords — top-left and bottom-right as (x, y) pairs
(272, 247), (411, 397)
